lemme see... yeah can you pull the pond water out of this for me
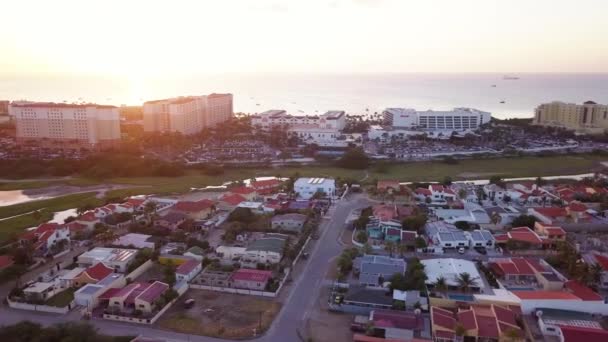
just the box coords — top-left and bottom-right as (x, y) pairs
(49, 208), (78, 224)
(0, 190), (54, 207)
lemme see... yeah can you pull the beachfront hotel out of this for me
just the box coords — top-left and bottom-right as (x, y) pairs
(143, 93), (233, 135)
(9, 102), (121, 150)
(534, 101), (608, 134)
(251, 110), (348, 147)
(382, 107), (492, 131)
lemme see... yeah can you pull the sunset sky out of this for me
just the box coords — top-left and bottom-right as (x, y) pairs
(2, 0), (607, 77)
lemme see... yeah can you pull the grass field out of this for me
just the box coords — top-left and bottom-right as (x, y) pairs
(0, 154), (605, 244)
(45, 288), (75, 307)
(0, 192), (102, 244)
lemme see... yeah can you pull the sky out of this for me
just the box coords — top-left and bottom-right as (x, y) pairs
(2, 0), (608, 77)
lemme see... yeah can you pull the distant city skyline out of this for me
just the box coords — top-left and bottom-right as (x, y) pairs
(2, 0), (608, 78)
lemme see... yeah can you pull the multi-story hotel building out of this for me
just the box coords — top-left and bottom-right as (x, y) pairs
(251, 110), (348, 147)
(382, 107), (491, 131)
(9, 102), (121, 149)
(534, 101), (608, 134)
(143, 93), (233, 135)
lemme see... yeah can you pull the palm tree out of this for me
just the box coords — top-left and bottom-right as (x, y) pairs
(589, 263), (604, 287)
(397, 242), (408, 257)
(455, 272), (479, 293)
(433, 276), (449, 293)
(384, 241), (396, 257)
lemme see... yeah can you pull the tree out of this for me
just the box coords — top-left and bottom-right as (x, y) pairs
(336, 147), (370, 169)
(362, 243), (373, 255)
(590, 263), (604, 287)
(424, 196), (432, 204)
(455, 272), (479, 293)
(397, 242), (408, 257)
(458, 189), (467, 199)
(384, 240), (395, 257)
(511, 215), (536, 229)
(355, 230), (368, 244)
(504, 327), (521, 342)
(442, 176), (453, 186)
(402, 214), (427, 233)
(433, 276), (448, 293)
(415, 237), (427, 249)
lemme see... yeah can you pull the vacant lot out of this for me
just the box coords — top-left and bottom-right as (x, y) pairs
(157, 290), (281, 339)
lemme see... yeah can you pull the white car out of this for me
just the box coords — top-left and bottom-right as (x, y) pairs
(458, 247), (466, 254)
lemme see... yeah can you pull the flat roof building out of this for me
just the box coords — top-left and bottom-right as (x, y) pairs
(9, 102), (121, 150)
(382, 107), (491, 131)
(77, 247), (137, 273)
(534, 101), (608, 134)
(294, 177), (336, 199)
(143, 93), (233, 135)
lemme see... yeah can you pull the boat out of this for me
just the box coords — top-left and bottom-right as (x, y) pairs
(500, 100), (506, 104)
(503, 75), (520, 80)
(256, 103), (260, 106)
(491, 85), (497, 87)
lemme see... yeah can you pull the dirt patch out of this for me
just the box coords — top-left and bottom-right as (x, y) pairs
(157, 289), (281, 339)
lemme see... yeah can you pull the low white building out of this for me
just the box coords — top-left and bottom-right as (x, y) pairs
(241, 234), (287, 268)
(77, 247), (137, 273)
(112, 233), (154, 249)
(215, 246), (247, 261)
(421, 258), (484, 291)
(294, 177), (336, 199)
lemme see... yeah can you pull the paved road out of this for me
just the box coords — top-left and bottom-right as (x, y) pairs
(0, 196), (370, 342)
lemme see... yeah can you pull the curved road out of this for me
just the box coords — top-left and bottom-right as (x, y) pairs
(0, 195), (370, 342)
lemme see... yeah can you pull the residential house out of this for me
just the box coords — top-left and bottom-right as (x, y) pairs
(251, 179), (282, 195)
(429, 184), (457, 201)
(154, 212), (188, 230)
(483, 183), (508, 201)
(77, 247), (137, 273)
(112, 233), (155, 249)
(175, 258), (202, 282)
(294, 177), (336, 199)
(528, 202), (591, 225)
(75, 212), (101, 229)
(493, 227), (545, 249)
(134, 281), (169, 314)
(217, 193), (247, 211)
(172, 200), (215, 220)
(215, 246), (247, 262)
(372, 204), (414, 222)
(354, 255), (406, 287)
(19, 223), (70, 256)
(433, 203), (491, 225)
(430, 305), (523, 341)
(414, 188), (432, 202)
(469, 229), (495, 249)
(366, 310), (429, 341)
(236, 201), (264, 213)
(241, 234), (287, 268)
(422, 258), (484, 292)
(229, 268), (272, 290)
(73, 262), (114, 287)
(534, 222), (566, 247)
(229, 186), (258, 201)
(183, 246), (205, 261)
(489, 257), (565, 291)
(271, 213), (308, 232)
(366, 219), (407, 245)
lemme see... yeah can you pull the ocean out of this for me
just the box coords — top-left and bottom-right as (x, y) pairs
(1, 73), (607, 119)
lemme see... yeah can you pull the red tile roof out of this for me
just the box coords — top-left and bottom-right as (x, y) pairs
(85, 262), (114, 281)
(533, 207), (567, 218)
(568, 202), (588, 212)
(136, 281), (169, 303)
(230, 186), (256, 195)
(372, 310), (423, 330)
(127, 198), (146, 207)
(491, 258), (535, 276)
(564, 280), (603, 301)
(415, 188), (432, 196)
(251, 179), (281, 189)
(174, 200), (214, 213)
(220, 193), (247, 206)
(430, 184), (444, 192)
(377, 180), (401, 190)
(457, 310), (477, 330)
(511, 291), (580, 300)
(0, 255), (15, 269)
(78, 212), (98, 222)
(476, 315), (500, 339)
(508, 227), (543, 244)
(560, 326), (608, 342)
(230, 269), (272, 283)
(176, 259), (200, 275)
(431, 307), (456, 330)
(98, 287), (122, 300)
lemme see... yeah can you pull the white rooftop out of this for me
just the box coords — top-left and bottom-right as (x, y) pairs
(421, 258), (483, 288)
(24, 282), (54, 293)
(79, 247), (137, 264)
(294, 177), (336, 187)
(113, 233), (154, 249)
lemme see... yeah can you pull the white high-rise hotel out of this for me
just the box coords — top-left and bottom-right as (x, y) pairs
(382, 107), (491, 131)
(9, 102), (121, 149)
(143, 93), (233, 135)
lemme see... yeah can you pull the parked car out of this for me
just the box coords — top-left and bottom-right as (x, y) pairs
(474, 247), (487, 255)
(458, 247), (466, 254)
(184, 299), (195, 309)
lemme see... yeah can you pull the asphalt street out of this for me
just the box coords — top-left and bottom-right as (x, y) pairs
(0, 195), (370, 342)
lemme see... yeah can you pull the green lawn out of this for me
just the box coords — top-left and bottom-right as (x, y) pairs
(45, 288), (75, 307)
(0, 192), (102, 244)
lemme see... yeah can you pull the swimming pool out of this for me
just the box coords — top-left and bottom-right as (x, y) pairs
(448, 294), (475, 301)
